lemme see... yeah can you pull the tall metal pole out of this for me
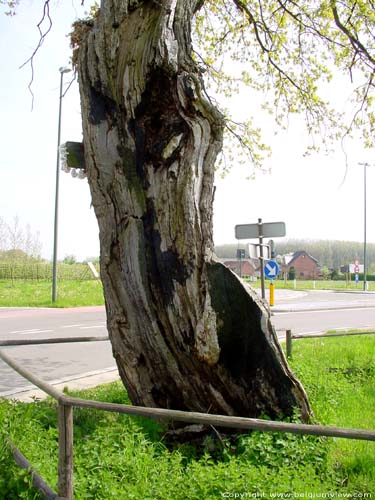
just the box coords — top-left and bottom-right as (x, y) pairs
(52, 67), (71, 302)
(258, 218), (265, 299)
(363, 162), (367, 292)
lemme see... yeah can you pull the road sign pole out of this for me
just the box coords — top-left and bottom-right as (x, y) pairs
(258, 218), (266, 300)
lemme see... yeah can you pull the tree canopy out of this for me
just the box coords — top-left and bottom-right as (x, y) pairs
(5, 1), (375, 170)
(190, 0), (375, 169)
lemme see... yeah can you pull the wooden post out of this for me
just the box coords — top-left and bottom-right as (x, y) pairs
(286, 329), (292, 359)
(58, 403), (74, 500)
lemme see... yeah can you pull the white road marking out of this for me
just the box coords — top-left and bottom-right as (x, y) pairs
(61, 324), (84, 329)
(9, 329), (42, 334)
(17, 329), (54, 335)
(79, 325), (106, 330)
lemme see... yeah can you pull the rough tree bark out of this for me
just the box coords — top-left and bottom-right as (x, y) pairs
(75, 0), (311, 420)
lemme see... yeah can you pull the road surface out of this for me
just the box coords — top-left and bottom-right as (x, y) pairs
(0, 307), (115, 397)
(270, 289), (375, 335)
(1, 290), (374, 397)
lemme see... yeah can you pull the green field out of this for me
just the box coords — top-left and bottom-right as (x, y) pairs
(250, 278), (373, 291)
(0, 335), (374, 499)
(0, 276), (372, 309)
(0, 280), (104, 307)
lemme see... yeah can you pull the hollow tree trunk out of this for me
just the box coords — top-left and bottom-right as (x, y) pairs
(76, 0), (310, 420)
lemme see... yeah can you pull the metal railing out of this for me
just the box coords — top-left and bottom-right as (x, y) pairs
(1, 334), (375, 500)
(285, 329), (375, 359)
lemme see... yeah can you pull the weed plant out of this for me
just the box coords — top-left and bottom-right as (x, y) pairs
(0, 336), (374, 499)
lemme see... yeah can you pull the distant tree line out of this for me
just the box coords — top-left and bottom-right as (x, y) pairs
(215, 239), (375, 273)
(0, 216), (42, 263)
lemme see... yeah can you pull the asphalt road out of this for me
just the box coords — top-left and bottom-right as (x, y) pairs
(270, 288), (375, 312)
(1, 290), (374, 397)
(0, 306), (115, 397)
(270, 289), (375, 336)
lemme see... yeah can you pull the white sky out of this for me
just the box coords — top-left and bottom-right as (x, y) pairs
(1, 1), (374, 261)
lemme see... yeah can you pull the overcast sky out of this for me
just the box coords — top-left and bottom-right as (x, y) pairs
(1, 1), (374, 262)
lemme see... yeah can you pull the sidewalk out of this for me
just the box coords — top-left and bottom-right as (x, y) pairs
(3, 367), (120, 402)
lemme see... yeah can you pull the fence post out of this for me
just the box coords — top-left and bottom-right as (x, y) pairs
(286, 330), (292, 359)
(58, 403), (74, 500)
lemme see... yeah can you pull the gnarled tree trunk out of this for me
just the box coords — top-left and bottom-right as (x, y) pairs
(76, 0), (310, 420)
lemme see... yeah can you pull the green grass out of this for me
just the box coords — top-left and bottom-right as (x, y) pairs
(250, 279), (374, 291)
(288, 334), (375, 491)
(0, 277), (371, 310)
(0, 280), (104, 307)
(0, 336), (374, 499)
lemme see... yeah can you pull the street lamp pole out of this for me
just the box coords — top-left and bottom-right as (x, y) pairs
(359, 161), (372, 292)
(363, 162), (367, 292)
(52, 66), (71, 302)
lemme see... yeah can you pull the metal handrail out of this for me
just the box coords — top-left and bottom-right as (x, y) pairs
(1, 331), (375, 500)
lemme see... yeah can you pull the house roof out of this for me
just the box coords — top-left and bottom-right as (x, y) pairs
(223, 259), (256, 268)
(286, 250), (319, 266)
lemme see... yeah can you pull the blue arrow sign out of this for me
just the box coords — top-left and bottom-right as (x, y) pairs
(264, 260), (279, 279)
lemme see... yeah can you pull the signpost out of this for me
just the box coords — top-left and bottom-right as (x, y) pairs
(349, 262), (364, 288)
(236, 249), (245, 277)
(235, 221), (286, 240)
(264, 260), (279, 306)
(235, 218), (286, 301)
(349, 263), (363, 273)
(264, 260), (279, 279)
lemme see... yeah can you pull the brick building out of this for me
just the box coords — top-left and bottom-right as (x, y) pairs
(223, 259), (257, 278)
(282, 250), (321, 279)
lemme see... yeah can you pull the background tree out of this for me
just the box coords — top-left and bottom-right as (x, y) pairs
(0, 216), (42, 262)
(288, 266), (296, 281)
(63, 254), (77, 265)
(0, 217), (7, 252)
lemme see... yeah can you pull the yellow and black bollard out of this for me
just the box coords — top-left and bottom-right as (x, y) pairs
(269, 280), (275, 307)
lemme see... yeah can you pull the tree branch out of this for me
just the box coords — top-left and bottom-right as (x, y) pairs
(330, 0), (375, 68)
(231, 0), (306, 95)
(19, 0), (53, 109)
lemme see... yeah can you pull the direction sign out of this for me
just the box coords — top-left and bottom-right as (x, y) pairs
(264, 260), (279, 279)
(235, 221), (286, 239)
(248, 243), (271, 259)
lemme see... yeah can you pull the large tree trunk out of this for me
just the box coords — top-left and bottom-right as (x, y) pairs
(75, 0), (310, 421)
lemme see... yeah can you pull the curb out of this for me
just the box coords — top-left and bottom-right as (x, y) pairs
(1, 367), (120, 402)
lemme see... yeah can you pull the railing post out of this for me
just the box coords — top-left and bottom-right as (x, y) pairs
(286, 329), (292, 359)
(58, 402), (74, 500)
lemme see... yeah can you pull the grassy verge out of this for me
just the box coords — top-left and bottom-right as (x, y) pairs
(0, 277), (371, 309)
(0, 335), (374, 499)
(0, 280), (104, 308)
(250, 279), (373, 291)
(288, 333), (375, 490)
